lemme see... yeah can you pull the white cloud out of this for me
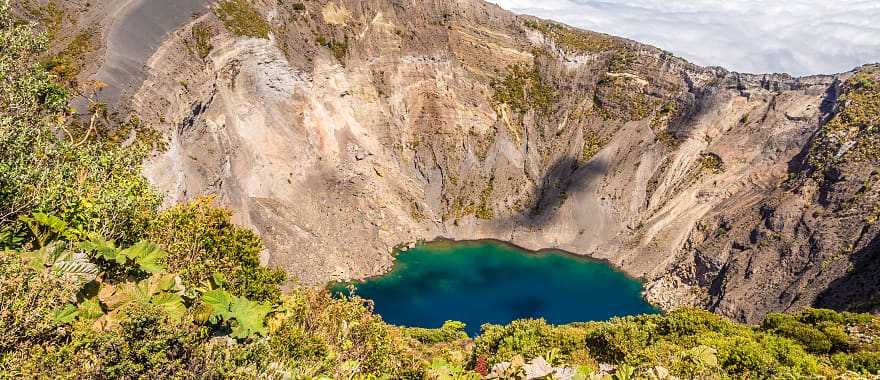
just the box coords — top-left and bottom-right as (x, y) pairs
(487, 0), (880, 76)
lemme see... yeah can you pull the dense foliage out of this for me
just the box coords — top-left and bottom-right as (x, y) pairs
(146, 197), (286, 302)
(1, 5), (879, 379)
(0, 3), (159, 247)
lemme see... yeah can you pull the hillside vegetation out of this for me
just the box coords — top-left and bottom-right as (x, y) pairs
(1, 4), (879, 379)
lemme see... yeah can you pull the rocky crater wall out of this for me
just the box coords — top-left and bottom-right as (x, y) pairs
(115, 0), (878, 322)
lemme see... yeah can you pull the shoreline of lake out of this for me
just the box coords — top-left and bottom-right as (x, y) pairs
(333, 240), (658, 336)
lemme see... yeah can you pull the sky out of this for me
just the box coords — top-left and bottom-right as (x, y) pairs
(487, 0), (880, 76)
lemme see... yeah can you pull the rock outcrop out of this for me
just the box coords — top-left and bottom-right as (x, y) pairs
(49, 0), (879, 321)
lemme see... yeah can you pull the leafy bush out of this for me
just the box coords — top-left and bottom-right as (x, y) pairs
(699, 152), (724, 173)
(524, 19), (617, 53)
(402, 320), (469, 344)
(586, 318), (653, 363)
(833, 351), (880, 375)
(146, 197), (286, 302)
(0, 250), (80, 353)
(490, 64), (556, 114)
(189, 23), (213, 59)
(474, 319), (592, 366)
(762, 309), (855, 354)
(0, 5), (160, 247)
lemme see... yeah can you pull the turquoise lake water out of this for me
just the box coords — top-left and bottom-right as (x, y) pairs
(334, 240), (657, 336)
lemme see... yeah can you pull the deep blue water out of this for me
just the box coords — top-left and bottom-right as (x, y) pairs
(334, 240), (657, 336)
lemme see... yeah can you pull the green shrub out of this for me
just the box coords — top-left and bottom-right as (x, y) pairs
(757, 334), (820, 375)
(833, 351), (880, 375)
(190, 23), (213, 59)
(586, 318), (653, 363)
(72, 303), (203, 378)
(763, 313), (834, 353)
(699, 153), (724, 174)
(524, 19), (617, 53)
(216, 0), (270, 39)
(805, 66), (880, 176)
(318, 36), (348, 62)
(716, 337), (778, 377)
(491, 64), (556, 114)
(656, 308), (741, 339)
(593, 74), (653, 121)
(403, 320), (469, 344)
(581, 131), (606, 162)
(0, 9), (160, 246)
(146, 197), (286, 303)
(0, 250), (80, 353)
(762, 311), (853, 354)
(474, 319), (592, 366)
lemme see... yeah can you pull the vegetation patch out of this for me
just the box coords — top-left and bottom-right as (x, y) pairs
(700, 153), (724, 174)
(189, 23), (213, 59)
(608, 49), (637, 72)
(656, 130), (681, 148)
(146, 197), (286, 302)
(216, 0), (270, 39)
(490, 63), (556, 115)
(22, 0), (64, 41)
(443, 176), (495, 221)
(475, 176), (495, 220)
(524, 19), (617, 54)
(650, 101), (681, 148)
(581, 130), (607, 162)
(43, 29), (95, 85)
(402, 320), (469, 344)
(594, 74), (654, 121)
(806, 66), (880, 177)
(316, 35), (348, 62)
(473, 308), (880, 379)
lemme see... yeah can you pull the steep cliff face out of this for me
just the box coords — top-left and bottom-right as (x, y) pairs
(96, 0), (876, 321)
(655, 67), (880, 322)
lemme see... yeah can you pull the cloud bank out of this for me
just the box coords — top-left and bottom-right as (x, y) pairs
(487, 0), (880, 76)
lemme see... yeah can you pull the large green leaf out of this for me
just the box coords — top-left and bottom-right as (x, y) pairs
(52, 304), (79, 325)
(93, 273), (187, 323)
(150, 293), (186, 322)
(98, 282), (129, 310)
(21, 213), (68, 247)
(51, 251), (100, 283)
(30, 213), (68, 235)
(202, 289), (236, 322)
(132, 282), (153, 304)
(21, 241), (65, 270)
(119, 241), (168, 273)
(201, 289), (273, 339)
(81, 238), (125, 265)
(77, 296), (105, 320)
(20, 242), (99, 283)
(228, 296), (273, 339)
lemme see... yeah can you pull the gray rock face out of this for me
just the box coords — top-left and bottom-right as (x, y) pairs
(62, 0), (877, 320)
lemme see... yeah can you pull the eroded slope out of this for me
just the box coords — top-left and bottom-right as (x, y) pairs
(126, 0), (877, 321)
